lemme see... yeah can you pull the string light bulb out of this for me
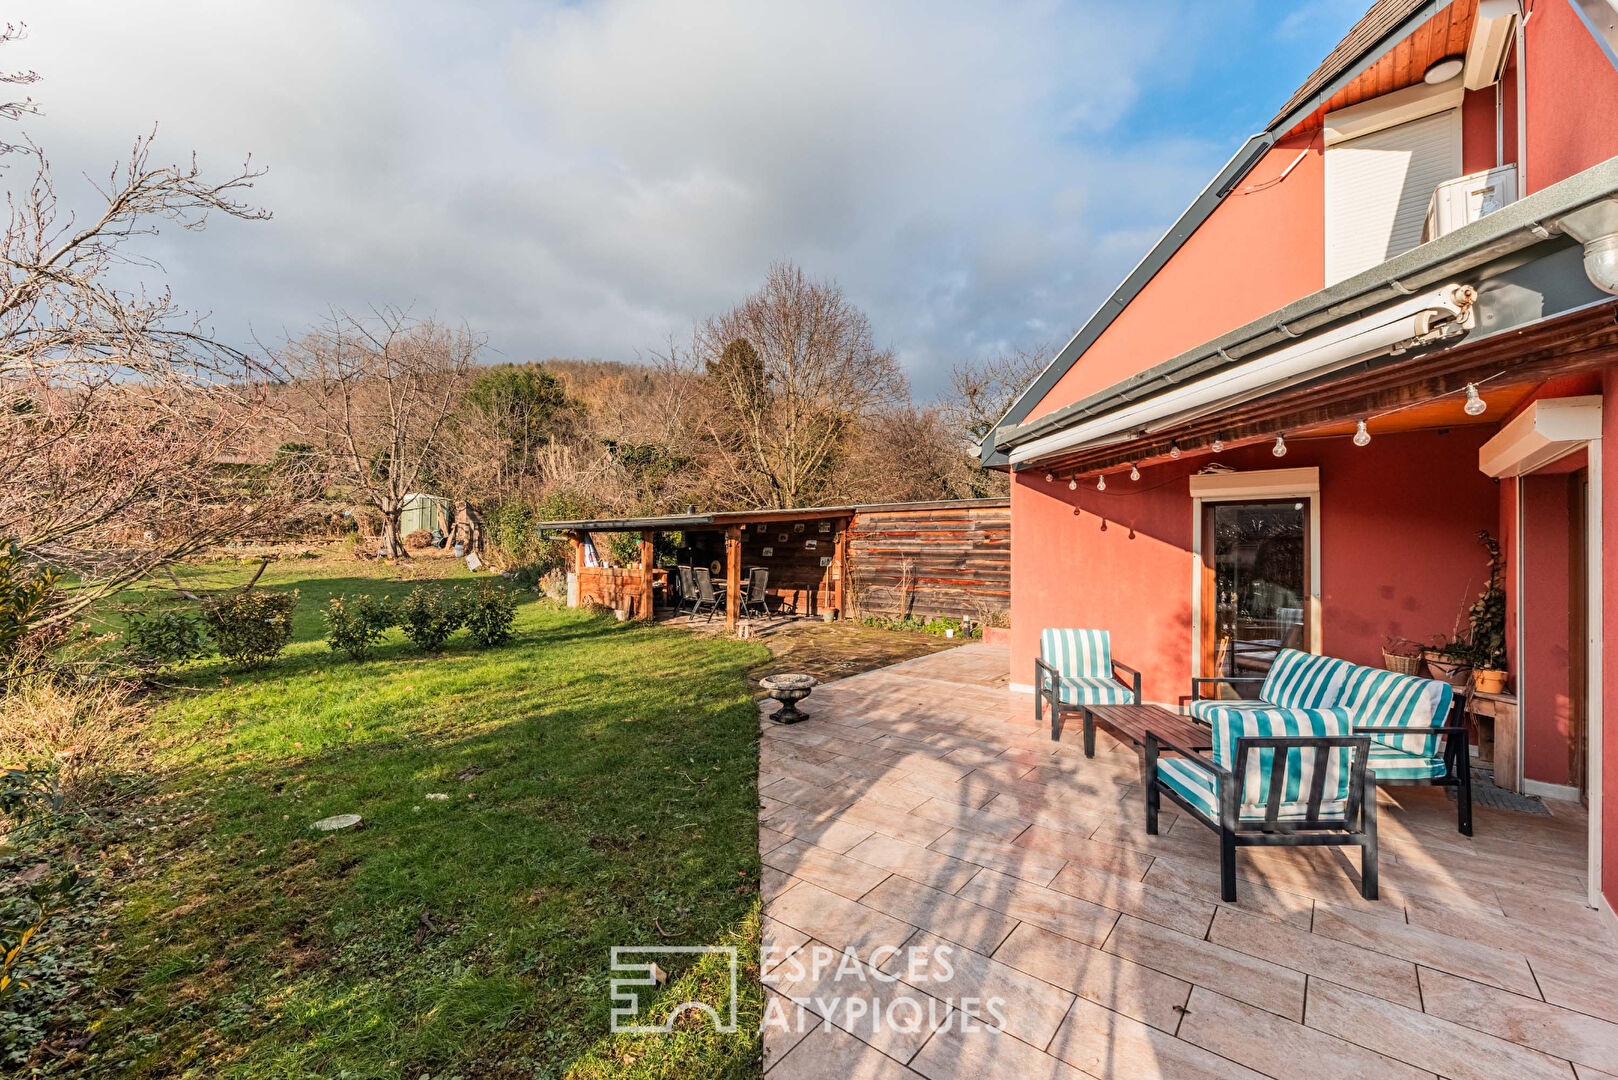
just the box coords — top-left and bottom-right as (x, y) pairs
(1096, 474), (1106, 491)
(1211, 436), (1224, 452)
(1463, 383), (1487, 416)
(1272, 434), (1288, 458)
(1129, 464), (1140, 481)
(1168, 443), (1181, 459)
(1045, 472), (1055, 483)
(1353, 419), (1371, 447)
(1067, 476), (1077, 490)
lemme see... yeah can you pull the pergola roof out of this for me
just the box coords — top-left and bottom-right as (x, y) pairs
(534, 498), (1009, 534)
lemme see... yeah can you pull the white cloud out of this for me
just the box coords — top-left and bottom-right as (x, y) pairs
(4, 0), (1225, 396)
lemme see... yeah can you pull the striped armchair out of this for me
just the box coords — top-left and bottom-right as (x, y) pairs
(1147, 704), (1377, 902)
(1035, 629), (1141, 742)
(1190, 648), (1472, 835)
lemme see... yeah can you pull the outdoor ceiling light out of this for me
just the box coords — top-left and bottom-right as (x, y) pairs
(1554, 198), (1618, 295)
(1424, 56), (1465, 84)
(1353, 419), (1372, 447)
(1464, 383), (1488, 416)
(1129, 464), (1141, 481)
(1272, 434), (1288, 457)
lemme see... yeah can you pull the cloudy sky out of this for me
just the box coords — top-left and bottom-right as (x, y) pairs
(6, 1), (1364, 398)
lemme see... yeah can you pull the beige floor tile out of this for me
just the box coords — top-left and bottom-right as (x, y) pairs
(763, 866), (803, 903)
(1139, 855), (1316, 928)
(765, 839), (893, 901)
(1048, 863), (1214, 938)
(846, 833), (981, 894)
(881, 931), (1075, 1050)
(767, 881), (917, 963)
(769, 943), (950, 1064)
(992, 921), (1189, 1033)
(1574, 1064), (1618, 1080)
(1013, 824), (1156, 880)
(891, 771), (1001, 810)
(1176, 986), (1433, 1080)
(764, 991), (819, 1071)
(1206, 907), (1421, 1009)
(1102, 914), (1306, 1022)
(1419, 966), (1618, 1072)
(1534, 954), (1618, 1024)
(858, 781), (938, 813)
(764, 917), (812, 972)
(768, 1021), (923, 1079)
(927, 829), (1068, 886)
(838, 802), (953, 848)
(1310, 902), (1540, 996)
(761, 802), (876, 853)
(956, 867), (1120, 948)
(1046, 996), (1268, 1080)
(860, 875), (1021, 957)
(1305, 979), (1577, 1080)
(909, 1023), (1089, 1080)
(907, 798), (1032, 842)
(761, 775), (861, 816)
(760, 825), (793, 856)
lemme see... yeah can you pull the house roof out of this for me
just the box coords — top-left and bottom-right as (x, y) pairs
(995, 156), (1618, 467)
(1269, 0), (1435, 127)
(534, 497), (1010, 534)
(978, 0), (1461, 468)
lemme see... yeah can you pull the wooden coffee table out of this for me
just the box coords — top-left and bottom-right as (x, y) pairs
(1082, 703), (1212, 760)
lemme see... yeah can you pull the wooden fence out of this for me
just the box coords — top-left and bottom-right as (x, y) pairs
(846, 502), (1010, 621)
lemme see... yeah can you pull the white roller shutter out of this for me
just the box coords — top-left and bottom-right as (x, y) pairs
(1324, 109), (1462, 284)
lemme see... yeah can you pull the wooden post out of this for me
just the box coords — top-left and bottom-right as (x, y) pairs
(834, 523), (850, 619)
(639, 529), (655, 620)
(725, 526), (742, 630)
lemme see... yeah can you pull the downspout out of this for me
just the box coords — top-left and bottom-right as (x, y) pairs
(1516, 1), (1530, 191)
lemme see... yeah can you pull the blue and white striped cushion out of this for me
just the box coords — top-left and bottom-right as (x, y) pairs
(1204, 705), (1353, 820)
(1258, 649), (1354, 709)
(1366, 744), (1447, 780)
(1046, 676), (1134, 706)
(1188, 697), (1255, 723)
(1341, 667), (1453, 757)
(1157, 753), (1349, 823)
(1040, 629), (1112, 679)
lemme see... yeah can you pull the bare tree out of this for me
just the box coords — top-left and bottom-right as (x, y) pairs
(284, 311), (479, 558)
(695, 263), (908, 509)
(0, 26), (294, 627)
(944, 345), (1050, 443)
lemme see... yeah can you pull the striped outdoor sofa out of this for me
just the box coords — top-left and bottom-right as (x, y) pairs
(1189, 648), (1472, 835)
(1146, 704), (1377, 902)
(1034, 629), (1141, 741)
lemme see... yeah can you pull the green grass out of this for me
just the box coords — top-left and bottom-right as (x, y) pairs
(74, 556), (771, 1078)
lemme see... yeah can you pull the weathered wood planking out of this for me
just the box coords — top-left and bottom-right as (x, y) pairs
(847, 505), (1010, 621)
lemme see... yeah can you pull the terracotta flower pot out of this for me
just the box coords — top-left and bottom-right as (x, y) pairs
(1422, 651), (1473, 689)
(1473, 668), (1507, 694)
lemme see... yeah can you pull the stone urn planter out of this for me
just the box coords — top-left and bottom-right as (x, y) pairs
(759, 673), (817, 724)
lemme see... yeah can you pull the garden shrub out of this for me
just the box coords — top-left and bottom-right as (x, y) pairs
(0, 541), (58, 661)
(397, 585), (465, 651)
(202, 589), (297, 668)
(462, 581), (518, 647)
(322, 593), (396, 661)
(491, 500), (536, 567)
(605, 530), (642, 569)
(123, 609), (210, 667)
(403, 529), (434, 550)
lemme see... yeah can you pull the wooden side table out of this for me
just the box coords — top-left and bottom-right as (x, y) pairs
(1466, 690), (1519, 792)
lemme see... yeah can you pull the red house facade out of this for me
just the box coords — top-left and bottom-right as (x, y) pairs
(980, 0), (1618, 922)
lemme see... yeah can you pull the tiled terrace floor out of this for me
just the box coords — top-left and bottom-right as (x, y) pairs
(758, 644), (1617, 1080)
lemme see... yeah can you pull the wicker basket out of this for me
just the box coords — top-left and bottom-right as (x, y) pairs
(1382, 648), (1422, 676)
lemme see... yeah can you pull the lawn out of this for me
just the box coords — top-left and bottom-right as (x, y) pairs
(65, 555), (771, 1078)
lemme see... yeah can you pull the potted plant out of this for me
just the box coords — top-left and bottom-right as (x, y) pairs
(1465, 531), (1508, 693)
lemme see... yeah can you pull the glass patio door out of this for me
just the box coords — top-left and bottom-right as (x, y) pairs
(1202, 500), (1310, 677)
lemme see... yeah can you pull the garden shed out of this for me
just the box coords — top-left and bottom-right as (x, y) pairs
(535, 498), (1009, 630)
(399, 493), (452, 538)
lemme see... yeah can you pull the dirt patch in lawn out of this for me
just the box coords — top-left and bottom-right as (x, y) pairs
(738, 618), (964, 687)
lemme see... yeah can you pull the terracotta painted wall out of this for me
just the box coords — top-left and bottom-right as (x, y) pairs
(1010, 428), (1499, 702)
(1026, 132), (1326, 419)
(1520, 474), (1576, 787)
(1525, 0), (1618, 192)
